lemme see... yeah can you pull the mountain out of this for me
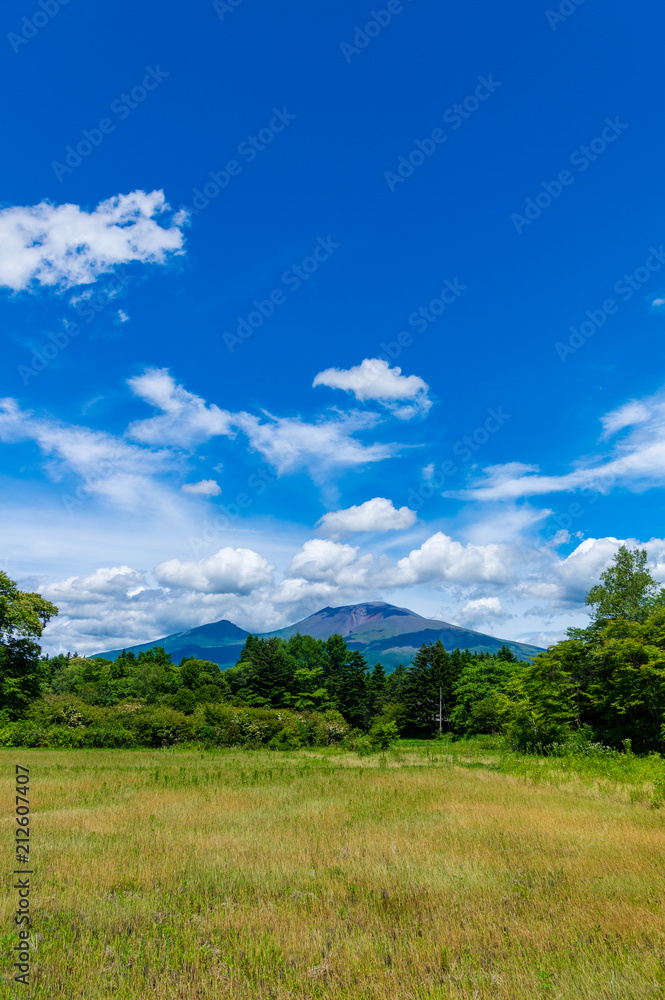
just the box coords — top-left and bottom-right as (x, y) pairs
(96, 602), (544, 669)
(98, 617), (250, 669)
(264, 603), (543, 668)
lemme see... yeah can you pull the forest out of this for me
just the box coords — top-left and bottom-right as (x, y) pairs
(1, 544), (665, 753)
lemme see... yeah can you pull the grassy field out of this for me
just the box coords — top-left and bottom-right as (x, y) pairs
(1, 740), (665, 999)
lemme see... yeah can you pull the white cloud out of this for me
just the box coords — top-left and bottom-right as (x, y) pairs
(316, 497), (417, 537)
(0, 364), (407, 527)
(154, 547), (275, 595)
(30, 527), (665, 657)
(0, 397), (175, 509)
(462, 504), (552, 545)
(287, 538), (373, 587)
(181, 479), (221, 497)
(458, 596), (511, 630)
(518, 629), (569, 649)
(313, 358), (432, 418)
(389, 531), (513, 587)
(235, 409), (395, 475)
(0, 190), (185, 292)
(600, 399), (650, 438)
(127, 370), (399, 473)
(127, 368), (235, 448)
(42, 566), (147, 606)
(448, 386), (665, 501)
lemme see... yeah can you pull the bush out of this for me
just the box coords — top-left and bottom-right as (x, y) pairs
(0, 698), (351, 751)
(368, 720), (399, 750)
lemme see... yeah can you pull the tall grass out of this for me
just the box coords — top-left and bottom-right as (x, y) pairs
(1, 742), (664, 998)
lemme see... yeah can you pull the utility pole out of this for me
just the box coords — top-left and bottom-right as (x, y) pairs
(439, 686), (443, 734)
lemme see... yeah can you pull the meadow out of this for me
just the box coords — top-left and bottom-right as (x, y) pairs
(1, 739), (664, 1000)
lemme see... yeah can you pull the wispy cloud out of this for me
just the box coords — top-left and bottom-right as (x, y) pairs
(0, 396), (175, 509)
(235, 409), (396, 475)
(447, 386), (665, 501)
(127, 368), (235, 448)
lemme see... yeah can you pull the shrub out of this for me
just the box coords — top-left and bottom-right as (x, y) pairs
(368, 720), (400, 750)
(0, 699), (351, 751)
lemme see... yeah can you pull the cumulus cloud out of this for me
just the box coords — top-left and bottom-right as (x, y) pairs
(448, 386), (665, 501)
(0, 190), (185, 292)
(42, 566), (147, 606)
(389, 531), (513, 587)
(287, 538), (374, 587)
(316, 497), (417, 537)
(457, 596), (512, 630)
(31, 528), (665, 657)
(154, 547), (275, 595)
(181, 480), (221, 497)
(127, 368), (234, 448)
(313, 358), (431, 418)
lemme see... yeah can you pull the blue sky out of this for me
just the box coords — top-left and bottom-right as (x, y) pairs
(2, 0), (665, 655)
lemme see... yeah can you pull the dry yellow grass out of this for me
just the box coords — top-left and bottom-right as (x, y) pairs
(1, 747), (664, 999)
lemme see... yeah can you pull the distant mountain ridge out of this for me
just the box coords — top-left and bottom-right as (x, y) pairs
(97, 602), (544, 670)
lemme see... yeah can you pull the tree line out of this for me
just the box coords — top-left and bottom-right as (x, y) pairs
(1, 545), (665, 753)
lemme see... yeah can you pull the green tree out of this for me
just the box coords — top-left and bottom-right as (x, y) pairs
(572, 545), (663, 639)
(288, 665), (332, 711)
(228, 637), (295, 707)
(450, 653), (520, 736)
(402, 641), (459, 737)
(383, 663), (408, 703)
(335, 650), (370, 729)
(582, 611), (665, 752)
(496, 639), (584, 750)
(0, 572), (58, 718)
(367, 662), (387, 717)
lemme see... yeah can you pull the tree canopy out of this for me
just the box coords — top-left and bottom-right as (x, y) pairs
(0, 571), (58, 718)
